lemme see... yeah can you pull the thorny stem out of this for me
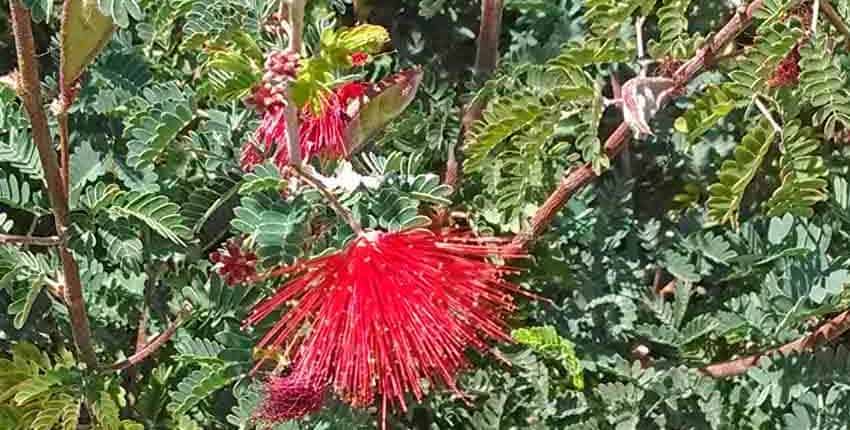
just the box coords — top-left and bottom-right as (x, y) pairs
(9, 0), (98, 369)
(701, 310), (850, 377)
(290, 165), (366, 236)
(0, 233), (62, 246)
(108, 308), (191, 372)
(510, 0), (776, 252)
(58, 112), (70, 196)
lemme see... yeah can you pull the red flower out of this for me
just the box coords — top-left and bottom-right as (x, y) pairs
(350, 51), (369, 67)
(240, 141), (266, 172)
(244, 229), (528, 418)
(256, 367), (326, 423)
(273, 82), (369, 166)
(768, 46), (801, 88)
(210, 238), (258, 286)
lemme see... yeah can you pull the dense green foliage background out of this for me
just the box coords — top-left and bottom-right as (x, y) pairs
(4, 0), (850, 428)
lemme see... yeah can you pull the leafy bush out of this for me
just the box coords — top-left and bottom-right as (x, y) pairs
(3, 0), (850, 429)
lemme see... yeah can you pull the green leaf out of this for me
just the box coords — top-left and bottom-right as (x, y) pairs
(9, 280), (45, 330)
(61, 0), (115, 85)
(0, 125), (43, 180)
(766, 121), (828, 217)
(69, 141), (106, 208)
(167, 366), (237, 416)
(0, 173), (47, 215)
(707, 120), (775, 227)
(96, 0), (143, 28)
(108, 192), (191, 246)
(674, 85), (736, 143)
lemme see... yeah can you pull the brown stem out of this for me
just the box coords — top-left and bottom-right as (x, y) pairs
(290, 165), (365, 236)
(441, 0), (504, 220)
(511, 0), (772, 251)
(288, 0), (306, 53)
(282, 0), (306, 165)
(822, 0), (850, 49)
(108, 309), (190, 372)
(474, 0), (504, 76)
(9, 0), (98, 368)
(701, 310), (850, 378)
(58, 112), (70, 196)
(0, 233), (61, 246)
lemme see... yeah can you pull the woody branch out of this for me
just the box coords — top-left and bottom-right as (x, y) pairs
(9, 0), (98, 368)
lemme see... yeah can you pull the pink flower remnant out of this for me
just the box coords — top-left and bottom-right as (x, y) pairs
(255, 368), (326, 424)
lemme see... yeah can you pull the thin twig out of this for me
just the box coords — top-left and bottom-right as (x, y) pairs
(290, 165), (365, 236)
(108, 308), (191, 372)
(701, 310), (850, 377)
(812, 0), (822, 37)
(753, 95), (783, 135)
(510, 0), (776, 252)
(0, 233), (61, 246)
(9, 0), (98, 368)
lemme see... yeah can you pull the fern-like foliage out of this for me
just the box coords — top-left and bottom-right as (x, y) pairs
(582, 0), (655, 39)
(108, 191), (192, 246)
(126, 98), (196, 171)
(766, 121), (828, 217)
(649, 0), (701, 59)
(0, 343), (138, 430)
(798, 38), (850, 139)
(674, 84), (737, 143)
(0, 173), (48, 215)
(707, 120), (775, 227)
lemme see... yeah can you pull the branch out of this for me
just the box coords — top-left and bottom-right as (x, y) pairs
(290, 165), (366, 236)
(511, 0), (772, 252)
(701, 310), (850, 378)
(0, 233), (61, 246)
(822, 0), (850, 49)
(108, 308), (191, 372)
(9, 0), (98, 368)
(474, 0), (504, 76)
(441, 0), (504, 220)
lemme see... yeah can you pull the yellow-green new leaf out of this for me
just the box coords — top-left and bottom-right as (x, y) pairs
(61, 0), (114, 87)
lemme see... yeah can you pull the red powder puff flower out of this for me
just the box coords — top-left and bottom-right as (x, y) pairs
(255, 366), (326, 424)
(273, 82), (369, 166)
(768, 46), (801, 89)
(244, 229), (529, 421)
(350, 51), (370, 67)
(210, 238), (258, 286)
